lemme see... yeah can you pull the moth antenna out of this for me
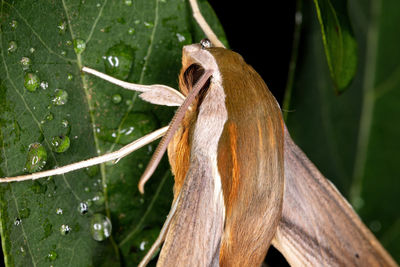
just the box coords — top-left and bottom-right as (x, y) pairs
(82, 67), (185, 106)
(0, 127), (168, 183)
(138, 192), (181, 267)
(189, 0), (225, 48)
(138, 69), (214, 193)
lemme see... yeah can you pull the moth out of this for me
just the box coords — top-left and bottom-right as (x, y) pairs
(1, 0), (398, 266)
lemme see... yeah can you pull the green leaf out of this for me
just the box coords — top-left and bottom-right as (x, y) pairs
(313, 0), (358, 93)
(286, 0), (400, 262)
(0, 0), (225, 266)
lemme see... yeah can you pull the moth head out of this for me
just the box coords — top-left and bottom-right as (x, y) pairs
(179, 43), (221, 97)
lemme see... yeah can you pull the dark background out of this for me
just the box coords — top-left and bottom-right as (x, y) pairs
(207, 0), (297, 104)
(207, 1), (296, 265)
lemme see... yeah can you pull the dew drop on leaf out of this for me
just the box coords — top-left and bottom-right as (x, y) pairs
(24, 142), (47, 173)
(90, 214), (112, 241)
(73, 39), (86, 54)
(47, 250), (58, 261)
(57, 21), (67, 34)
(45, 112), (54, 121)
(103, 42), (135, 80)
(128, 27), (135, 35)
(60, 224), (71, 235)
(24, 73), (40, 92)
(8, 40), (17, 52)
(67, 73), (73, 80)
(124, 0), (133, 6)
(61, 119), (69, 128)
(20, 57), (32, 70)
(40, 81), (49, 90)
(20, 207), (30, 219)
(112, 93), (122, 104)
(14, 218), (21, 226)
(50, 135), (70, 153)
(92, 192), (105, 206)
(52, 89), (68, 105)
(97, 112), (157, 145)
(10, 20), (18, 30)
(125, 99), (133, 106)
(42, 218), (53, 239)
(85, 165), (99, 177)
(78, 202), (88, 215)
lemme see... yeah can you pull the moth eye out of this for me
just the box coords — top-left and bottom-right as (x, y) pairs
(200, 38), (212, 49)
(183, 63), (211, 99)
(184, 64), (204, 88)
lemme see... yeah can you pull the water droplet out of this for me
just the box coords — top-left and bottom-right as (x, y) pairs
(14, 218), (21, 226)
(97, 112), (157, 145)
(85, 165), (99, 177)
(103, 42), (135, 80)
(125, 99), (133, 106)
(92, 192), (105, 206)
(78, 202), (88, 215)
(61, 119), (69, 128)
(67, 73), (73, 80)
(176, 33), (185, 42)
(20, 57), (32, 70)
(40, 81), (49, 90)
(112, 94), (122, 104)
(117, 17), (126, 24)
(47, 251), (58, 261)
(52, 89), (68, 105)
(56, 208), (63, 215)
(73, 39), (86, 54)
(10, 20), (18, 30)
(66, 40), (72, 46)
(8, 40), (18, 53)
(20, 207), (30, 219)
(24, 142), (47, 173)
(144, 21), (154, 28)
(61, 50), (67, 56)
(90, 214), (112, 241)
(50, 135), (70, 153)
(60, 224), (71, 235)
(128, 27), (135, 35)
(96, 3), (101, 7)
(140, 240), (148, 251)
(42, 218), (53, 238)
(57, 21), (67, 34)
(45, 112), (54, 121)
(24, 73), (40, 92)
(124, 0), (133, 6)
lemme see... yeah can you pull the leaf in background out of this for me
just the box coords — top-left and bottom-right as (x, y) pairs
(313, 0), (358, 93)
(286, 0), (400, 262)
(0, 0), (225, 266)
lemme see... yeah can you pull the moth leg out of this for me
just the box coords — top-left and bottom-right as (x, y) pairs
(189, 0), (225, 48)
(138, 192), (181, 267)
(0, 126), (168, 183)
(82, 67), (185, 107)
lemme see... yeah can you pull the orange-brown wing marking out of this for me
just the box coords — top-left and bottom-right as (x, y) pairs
(212, 48), (285, 267)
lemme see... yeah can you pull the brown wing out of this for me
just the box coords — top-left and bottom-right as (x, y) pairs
(272, 127), (398, 266)
(211, 48), (285, 267)
(157, 157), (225, 266)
